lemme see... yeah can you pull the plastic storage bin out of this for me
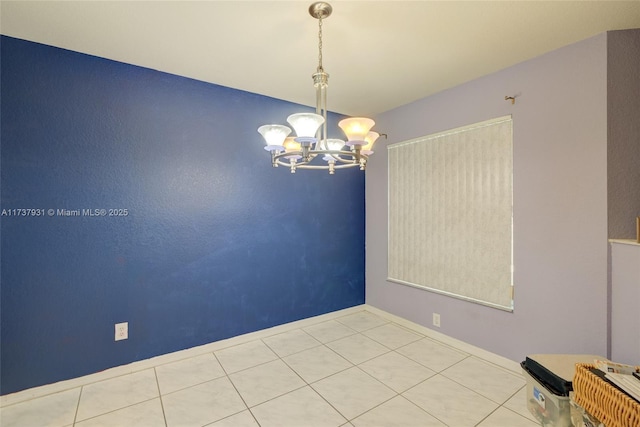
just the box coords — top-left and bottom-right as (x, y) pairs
(521, 354), (603, 427)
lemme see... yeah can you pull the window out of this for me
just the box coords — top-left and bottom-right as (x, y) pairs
(387, 116), (513, 310)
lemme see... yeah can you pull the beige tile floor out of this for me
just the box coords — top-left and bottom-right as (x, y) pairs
(0, 310), (539, 427)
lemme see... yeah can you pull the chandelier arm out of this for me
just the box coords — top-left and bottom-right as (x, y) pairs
(308, 149), (357, 156)
(273, 151), (369, 169)
(333, 155), (365, 164)
(293, 163), (362, 170)
(321, 150), (367, 164)
(273, 150), (364, 164)
(273, 157), (358, 169)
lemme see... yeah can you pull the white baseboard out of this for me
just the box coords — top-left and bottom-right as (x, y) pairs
(0, 305), (364, 407)
(1, 303), (520, 407)
(362, 304), (522, 374)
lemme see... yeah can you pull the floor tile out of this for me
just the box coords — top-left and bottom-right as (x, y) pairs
(359, 351), (436, 393)
(161, 376), (246, 427)
(503, 386), (537, 423)
(363, 323), (423, 349)
(262, 329), (321, 357)
(403, 374), (498, 427)
(0, 388), (80, 427)
(3, 312), (540, 427)
(74, 398), (165, 427)
(251, 386), (346, 427)
(229, 359), (305, 407)
(312, 367), (396, 420)
(155, 352), (225, 395)
(351, 395), (446, 427)
(283, 345), (352, 383)
(326, 334), (389, 365)
(397, 337), (468, 372)
(304, 320), (357, 343)
(208, 410), (259, 427)
(441, 356), (525, 404)
(335, 312), (388, 332)
(214, 340), (278, 374)
(76, 369), (159, 421)
(477, 406), (540, 427)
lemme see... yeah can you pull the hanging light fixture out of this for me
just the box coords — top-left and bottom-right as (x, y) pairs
(258, 2), (381, 174)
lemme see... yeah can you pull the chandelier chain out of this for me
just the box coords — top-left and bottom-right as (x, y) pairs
(317, 16), (324, 72)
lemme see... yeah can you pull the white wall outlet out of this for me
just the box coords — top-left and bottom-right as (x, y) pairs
(432, 313), (441, 328)
(115, 322), (128, 341)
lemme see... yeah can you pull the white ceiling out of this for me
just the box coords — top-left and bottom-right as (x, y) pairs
(2, 1), (640, 116)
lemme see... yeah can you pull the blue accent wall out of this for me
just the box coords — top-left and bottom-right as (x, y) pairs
(0, 36), (365, 395)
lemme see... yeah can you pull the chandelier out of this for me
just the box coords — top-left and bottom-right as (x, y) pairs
(257, 2), (381, 174)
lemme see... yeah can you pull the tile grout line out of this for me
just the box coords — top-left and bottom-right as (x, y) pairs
(187, 318), (397, 423)
(211, 349), (259, 425)
(0, 306), (368, 408)
(438, 355), (526, 405)
(302, 319), (419, 424)
(473, 406), (500, 426)
(253, 322), (392, 424)
(152, 367), (168, 427)
(73, 396), (161, 425)
(397, 391), (452, 427)
(341, 363), (401, 423)
(316, 321), (455, 425)
(256, 331), (349, 423)
(291, 315), (444, 423)
(5, 309), (534, 427)
(364, 306), (522, 374)
(71, 385), (83, 427)
(472, 403), (536, 427)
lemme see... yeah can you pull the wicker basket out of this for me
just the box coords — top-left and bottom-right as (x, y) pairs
(572, 363), (640, 427)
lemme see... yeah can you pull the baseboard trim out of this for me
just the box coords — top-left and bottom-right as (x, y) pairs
(2, 303), (521, 407)
(363, 304), (521, 374)
(1, 305), (364, 407)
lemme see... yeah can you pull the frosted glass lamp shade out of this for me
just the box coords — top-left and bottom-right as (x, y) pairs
(323, 138), (345, 162)
(338, 117), (375, 145)
(283, 137), (302, 159)
(283, 137), (301, 152)
(325, 138), (346, 151)
(361, 131), (380, 154)
(287, 113), (325, 141)
(258, 125), (291, 151)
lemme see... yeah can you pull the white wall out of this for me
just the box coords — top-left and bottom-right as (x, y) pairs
(366, 33), (609, 362)
(610, 241), (640, 365)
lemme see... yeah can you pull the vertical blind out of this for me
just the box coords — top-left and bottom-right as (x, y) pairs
(387, 116), (513, 310)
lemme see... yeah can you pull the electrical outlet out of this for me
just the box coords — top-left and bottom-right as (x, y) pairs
(432, 313), (441, 328)
(115, 322), (128, 341)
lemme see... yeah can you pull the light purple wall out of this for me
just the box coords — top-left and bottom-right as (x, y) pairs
(366, 33), (609, 362)
(610, 242), (640, 365)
